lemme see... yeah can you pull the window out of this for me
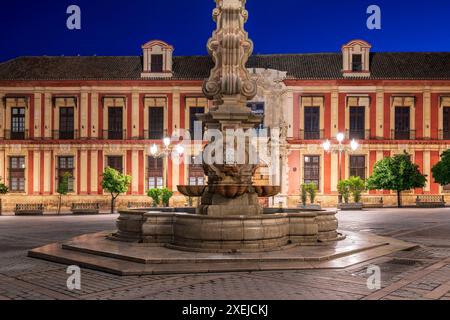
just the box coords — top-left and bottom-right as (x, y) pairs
(444, 107), (450, 139)
(247, 102), (265, 131)
(395, 107), (411, 140)
(349, 106), (365, 139)
(189, 156), (205, 186)
(304, 156), (320, 189)
(107, 156), (123, 173)
(151, 54), (163, 73)
(349, 156), (366, 180)
(352, 54), (363, 72)
(9, 156), (25, 192)
(304, 107), (320, 139)
(148, 157), (163, 189)
(57, 156), (74, 192)
(11, 107), (25, 140)
(444, 184), (450, 192)
(189, 107), (205, 138)
(59, 107), (75, 140)
(149, 107), (164, 139)
(108, 107), (123, 140)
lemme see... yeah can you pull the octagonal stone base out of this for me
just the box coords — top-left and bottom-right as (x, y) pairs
(29, 231), (418, 276)
(109, 211), (175, 244)
(171, 214), (290, 252)
(108, 208), (344, 252)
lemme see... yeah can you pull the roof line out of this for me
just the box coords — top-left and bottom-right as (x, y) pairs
(3, 51), (450, 63)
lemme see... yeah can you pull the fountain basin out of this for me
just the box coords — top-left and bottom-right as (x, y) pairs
(110, 209), (343, 251)
(208, 184), (248, 198)
(171, 214), (290, 252)
(317, 211), (340, 242)
(288, 213), (319, 244)
(253, 186), (281, 198)
(177, 185), (206, 197)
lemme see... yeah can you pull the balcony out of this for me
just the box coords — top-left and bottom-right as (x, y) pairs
(439, 130), (450, 140)
(391, 129), (416, 140)
(299, 130), (324, 140)
(2, 130), (29, 140)
(102, 129), (127, 140)
(52, 130), (79, 140)
(106, 129), (126, 140)
(142, 130), (166, 140)
(346, 129), (371, 140)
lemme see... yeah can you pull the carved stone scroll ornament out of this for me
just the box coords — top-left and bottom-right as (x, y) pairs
(203, 0), (257, 104)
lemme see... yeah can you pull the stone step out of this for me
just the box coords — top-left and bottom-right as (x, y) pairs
(62, 239), (389, 265)
(28, 233), (418, 276)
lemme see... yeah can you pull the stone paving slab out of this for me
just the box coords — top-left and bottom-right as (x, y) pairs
(28, 230), (417, 276)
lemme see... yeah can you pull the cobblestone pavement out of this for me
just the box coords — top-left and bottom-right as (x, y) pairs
(0, 209), (449, 300)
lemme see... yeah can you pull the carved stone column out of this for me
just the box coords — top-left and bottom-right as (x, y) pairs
(196, 0), (264, 217)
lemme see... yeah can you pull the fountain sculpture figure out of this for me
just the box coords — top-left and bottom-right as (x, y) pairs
(180, 0), (271, 217)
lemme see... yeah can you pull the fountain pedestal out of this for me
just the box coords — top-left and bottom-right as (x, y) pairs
(197, 191), (262, 217)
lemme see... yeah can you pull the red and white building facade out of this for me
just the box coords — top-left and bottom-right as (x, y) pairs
(1, 39), (450, 210)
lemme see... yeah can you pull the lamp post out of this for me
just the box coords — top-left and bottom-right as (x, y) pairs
(322, 133), (360, 203)
(149, 137), (185, 189)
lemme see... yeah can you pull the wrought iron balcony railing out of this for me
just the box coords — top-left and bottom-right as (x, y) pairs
(52, 130), (79, 140)
(101, 129), (127, 140)
(143, 130), (166, 140)
(439, 130), (450, 140)
(2, 130), (29, 140)
(391, 129), (416, 140)
(346, 129), (371, 140)
(299, 129), (324, 140)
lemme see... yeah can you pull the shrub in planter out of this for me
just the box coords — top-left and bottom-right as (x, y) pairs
(147, 188), (162, 207)
(337, 180), (351, 204)
(300, 184), (308, 206)
(161, 188), (174, 207)
(348, 176), (366, 203)
(307, 182), (318, 204)
(0, 179), (8, 215)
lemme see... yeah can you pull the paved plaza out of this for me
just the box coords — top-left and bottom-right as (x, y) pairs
(0, 208), (449, 300)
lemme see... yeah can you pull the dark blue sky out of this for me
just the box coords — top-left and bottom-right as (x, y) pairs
(1, 0), (450, 62)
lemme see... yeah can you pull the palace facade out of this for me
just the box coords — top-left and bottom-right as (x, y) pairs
(1, 39), (450, 210)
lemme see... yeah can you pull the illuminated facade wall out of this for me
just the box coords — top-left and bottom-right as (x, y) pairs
(1, 40), (449, 209)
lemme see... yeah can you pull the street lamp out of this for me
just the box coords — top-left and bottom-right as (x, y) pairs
(322, 132), (360, 203)
(149, 137), (184, 189)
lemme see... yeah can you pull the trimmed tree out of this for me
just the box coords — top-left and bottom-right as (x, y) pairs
(147, 188), (162, 207)
(56, 172), (71, 215)
(101, 167), (132, 214)
(0, 179), (8, 215)
(367, 152), (427, 207)
(161, 188), (174, 207)
(348, 176), (366, 203)
(307, 182), (318, 204)
(300, 184), (308, 206)
(337, 180), (351, 204)
(431, 149), (450, 187)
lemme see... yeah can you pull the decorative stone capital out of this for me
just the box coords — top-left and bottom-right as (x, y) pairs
(203, 0), (257, 104)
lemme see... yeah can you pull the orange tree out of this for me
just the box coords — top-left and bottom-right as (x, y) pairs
(432, 149), (450, 188)
(101, 167), (131, 214)
(367, 152), (426, 208)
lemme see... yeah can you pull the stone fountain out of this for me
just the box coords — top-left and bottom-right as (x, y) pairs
(28, 1), (417, 275)
(110, 0), (343, 252)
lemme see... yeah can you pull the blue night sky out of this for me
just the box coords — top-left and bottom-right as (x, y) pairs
(1, 0), (450, 62)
